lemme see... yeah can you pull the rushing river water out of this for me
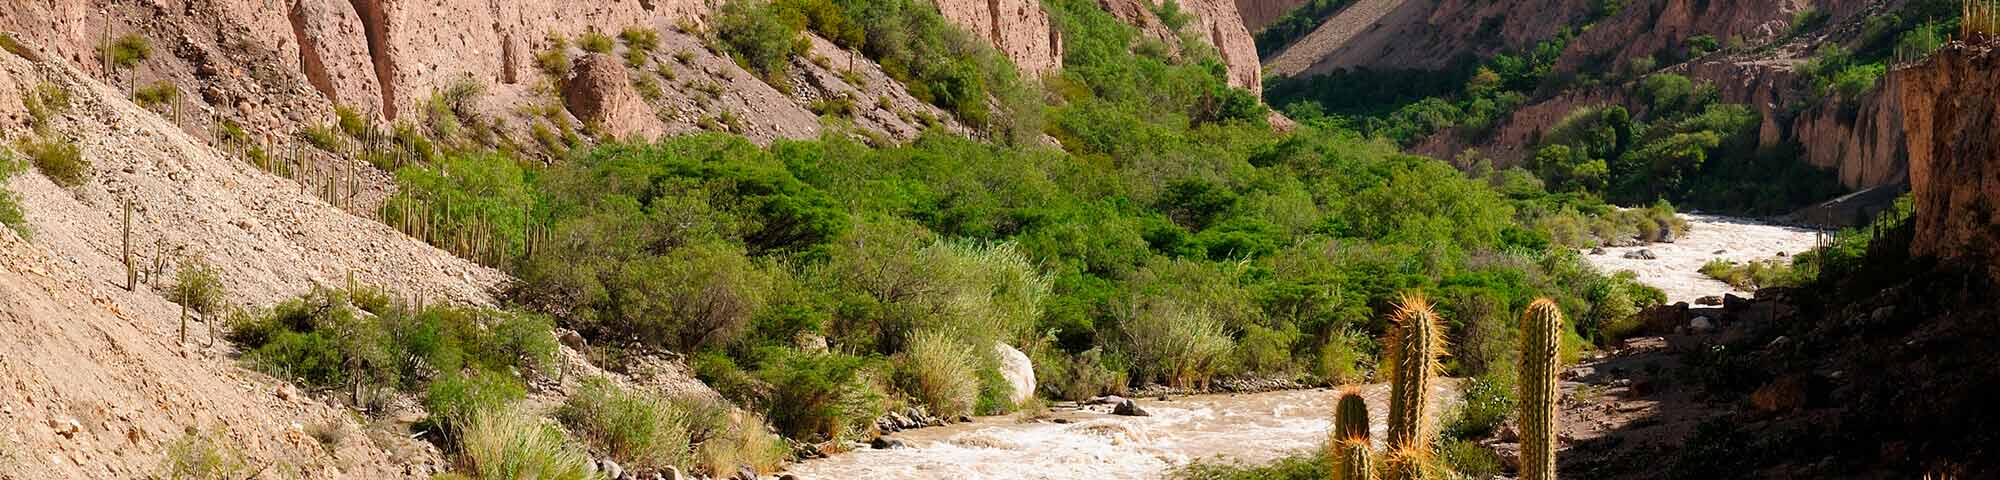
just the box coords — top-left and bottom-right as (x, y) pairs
(786, 382), (1458, 479)
(788, 215), (1814, 479)
(1582, 214), (1822, 304)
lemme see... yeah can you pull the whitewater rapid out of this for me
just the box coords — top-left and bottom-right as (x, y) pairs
(1582, 214), (1822, 304)
(785, 382), (1457, 479)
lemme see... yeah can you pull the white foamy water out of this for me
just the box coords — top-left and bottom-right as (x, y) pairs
(1584, 214), (1822, 304)
(786, 382), (1458, 479)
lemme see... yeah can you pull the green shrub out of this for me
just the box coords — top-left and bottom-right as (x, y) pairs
(620, 27), (661, 52)
(1440, 438), (1503, 478)
(1175, 454), (1327, 480)
(427, 370), (529, 433)
(244, 331), (347, 387)
(0, 149), (28, 237)
(536, 36), (573, 78)
(24, 82), (70, 132)
(158, 428), (249, 479)
(715, 0), (803, 89)
(579, 31), (615, 54)
(134, 81), (179, 110)
(1119, 299), (1233, 388)
(301, 123), (344, 152)
(457, 404), (599, 480)
(101, 33), (152, 71)
(1440, 373), (1516, 439)
(1035, 347), (1129, 401)
(753, 350), (886, 442)
(17, 136), (88, 188)
(558, 377), (694, 471)
(896, 329), (981, 418)
(0, 32), (31, 59)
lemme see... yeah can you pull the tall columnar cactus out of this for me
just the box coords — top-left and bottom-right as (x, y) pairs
(1334, 389), (1370, 442)
(1386, 293), (1444, 451)
(1383, 446), (1428, 480)
(1334, 438), (1375, 480)
(1330, 389), (1373, 480)
(1519, 298), (1565, 480)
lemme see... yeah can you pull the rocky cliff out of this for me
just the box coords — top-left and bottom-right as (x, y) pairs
(1095, 0), (1264, 94)
(1899, 41), (2000, 271)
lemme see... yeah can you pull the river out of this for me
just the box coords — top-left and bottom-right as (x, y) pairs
(1582, 214), (1822, 304)
(785, 215), (1814, 479)
(785, 382), (1457, 479)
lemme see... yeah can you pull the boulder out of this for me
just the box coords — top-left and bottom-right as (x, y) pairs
(1689, 316), (1715, 333)
(1695, 295), (1724, 306)
(1751, 376), (1807, 412)
(661, 466), (684, 480)
(1622, 249), (1658, 260)
(1589, 247), (1607, 255)
(597, 458), (624, 480)
(560, 53), (664, 140)
(869, 436), (910, 449)
(1723, 293), (1751, 311)
(1085, 395), (1127, 406)
(995, 342), (1036, 407)
(1112, 398), (1150, 417)
(734, 466), (758, 480)
(1637, 303), (1689, 336)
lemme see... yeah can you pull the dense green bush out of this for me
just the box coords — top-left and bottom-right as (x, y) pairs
(715, 0), (807, 89)
(16, 136), (88, 188)
(0, 149), (28, 237)
(558, 377), (695, 471)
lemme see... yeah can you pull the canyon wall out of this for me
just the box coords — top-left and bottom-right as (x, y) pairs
(1235, 0), (1313, 32)
(1898, 42), (2000, 269)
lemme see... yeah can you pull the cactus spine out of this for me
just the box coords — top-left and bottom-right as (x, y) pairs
(1331, 389), (1373, 480)
(1519, 299), (1564, 480)
(1385, 293), (1444, 451)
(1335, 438), (1375, 480)
(1383, 446), (1428, 480)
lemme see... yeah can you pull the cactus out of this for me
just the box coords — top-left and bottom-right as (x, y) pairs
(1519, 298), (1564, 480)
(1383, 446), (1428, 480)
(1385, 293), (1444, 451)
(1330, 388), (1374, 480)
(1334, 437), (1375, 480)
(121, 199), (134, 291)
(1334, 389), (1370, 442)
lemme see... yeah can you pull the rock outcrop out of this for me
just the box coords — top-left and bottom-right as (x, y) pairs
(1898, 41), (2000, 273)
(1094, 0), (1263, 94)
(936, 0), (1065, 77)
(561, 53), (665, 140)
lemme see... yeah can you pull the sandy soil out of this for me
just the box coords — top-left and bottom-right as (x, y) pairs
(1583, 214), (1822, 305)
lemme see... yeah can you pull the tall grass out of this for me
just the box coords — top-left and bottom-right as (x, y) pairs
(897, 329), (981, 418)
(557, 377), (694, 471)
(459, 405), (602, 480)
(1121, 300), (1234, 388)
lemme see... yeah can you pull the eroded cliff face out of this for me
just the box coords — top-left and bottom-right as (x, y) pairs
(1235, 0), (1312, 32)
(1094, 0), (1263, 94)
(936, 0), (1065, 77)
(1899, 42), (2000, 269)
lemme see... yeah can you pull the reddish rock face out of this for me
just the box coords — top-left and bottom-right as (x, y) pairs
(935, 0), (1066, 77)
(1898, 42), (2000, 273)
(561, 53), (664, 140)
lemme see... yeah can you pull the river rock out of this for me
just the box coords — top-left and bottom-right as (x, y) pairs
(1085, 395), (1126, 406)
(1622, 249), (1657, 260)
(1695, 295), (1723, 306)
(1724, 293), (1751, 311)
(1113, 398), (1150, 417)
(1690, 316), (1715, 333)
(734, 466), (758, 480)
(869, 436), (909, 449)
(996, 342), (1037, 407)
(597, 458), (624, 479)
(661, 466), (684, 480)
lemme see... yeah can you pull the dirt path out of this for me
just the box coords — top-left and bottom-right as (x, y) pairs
(1263, 0), (1411, 77)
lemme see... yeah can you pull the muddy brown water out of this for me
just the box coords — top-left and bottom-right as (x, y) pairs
(786, 381), (1458, 479)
